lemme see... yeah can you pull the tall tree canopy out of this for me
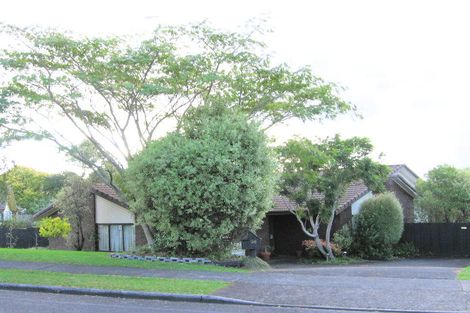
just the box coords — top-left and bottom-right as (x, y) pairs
(0, 166), (76, 213)
(0, 23), (352, 191)
(415, 165), (470, 223)
(277, 136), (389, 259)
(125, 105), (278, 256)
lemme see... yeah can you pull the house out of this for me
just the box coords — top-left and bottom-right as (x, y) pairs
(34, 164), (418, 254)
(256, 164), (419, 256)
(33, 183), (147, 252)
(0, 202), (13, 222)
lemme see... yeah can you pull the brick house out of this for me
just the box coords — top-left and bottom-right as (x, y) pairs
(256, 164), (419, 256)
(33, 183), (147, 251)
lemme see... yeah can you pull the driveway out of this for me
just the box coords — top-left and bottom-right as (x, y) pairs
(215, 258), (470, 312)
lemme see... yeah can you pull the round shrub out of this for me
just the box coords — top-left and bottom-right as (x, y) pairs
(39, 217), (72, 239)
(354, 192), (404, 259)
(125, 106), (278, 256)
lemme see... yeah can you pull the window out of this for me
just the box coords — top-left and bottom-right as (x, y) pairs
(98, 224), (135, 252)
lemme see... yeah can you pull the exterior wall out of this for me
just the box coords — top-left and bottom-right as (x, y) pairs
(95, 196), (135, 224)
(256, 217), (270, 250)
(386, 180), (415, 223)
(351, 192), (373, 216)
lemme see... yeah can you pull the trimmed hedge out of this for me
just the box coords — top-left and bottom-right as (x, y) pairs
(354, 192), (404, 259)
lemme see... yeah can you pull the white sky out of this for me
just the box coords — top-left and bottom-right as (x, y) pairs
(1, 0), (469, 176)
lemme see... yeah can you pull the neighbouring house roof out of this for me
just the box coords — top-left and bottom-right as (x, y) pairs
(270, 164), (418, 215)
(32, 203), (57, 221)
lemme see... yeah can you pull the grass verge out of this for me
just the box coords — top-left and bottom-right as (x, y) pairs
(458, 266), (470, 280)
(0, 269), (230, 294)
(0, 248), (246, 273)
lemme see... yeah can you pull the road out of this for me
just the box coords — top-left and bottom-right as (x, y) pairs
(0, 290), (370, 313)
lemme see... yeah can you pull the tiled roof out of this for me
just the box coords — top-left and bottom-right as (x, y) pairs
(271, 180), (369, 215)
(91, 183), (127, 207)
(270, 164), (412, 215)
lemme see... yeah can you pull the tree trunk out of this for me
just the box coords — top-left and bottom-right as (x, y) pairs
(325, 207), (336, 260)
(141, 223), (154, 247)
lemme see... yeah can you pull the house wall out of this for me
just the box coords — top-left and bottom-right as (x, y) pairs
(95, 196), (135, 224)
(386, 180), (415, 223)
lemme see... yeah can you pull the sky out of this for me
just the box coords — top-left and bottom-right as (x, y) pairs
(1, 0), (469, 177)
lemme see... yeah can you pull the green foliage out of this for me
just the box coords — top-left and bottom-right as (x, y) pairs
(415, 165), (470, 222)
(277, 135), (389, 259)
(393, 242), (419, 258)
(354, 193), (404, 260)
(125, 106), (278, 256)
(333, 225), (354, 252)
(0, 166), (75, 214)
(0, 166), (47, 213)
(278, 136), (389, 221)
(38, 217), (72, 239)
(0, 23), (352, 186)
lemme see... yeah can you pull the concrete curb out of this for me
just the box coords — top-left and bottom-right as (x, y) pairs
(0, 283), (466, 313)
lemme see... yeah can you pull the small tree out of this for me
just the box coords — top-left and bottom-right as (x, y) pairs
(354, 193), (404, 259)
(125, 105), (278, 256)
(55, 176), (94, 250)
(39, 217), (72, 239)
(278, 136), (389, 260)
(415, 165), (470, 222)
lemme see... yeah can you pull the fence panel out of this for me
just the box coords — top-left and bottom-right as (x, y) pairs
(0, 227), (49, 248)
(402, 223), (470, 256)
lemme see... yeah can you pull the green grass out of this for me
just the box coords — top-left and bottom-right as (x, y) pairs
(0, 248), (246, 273)
(458, 266), (470, 280)
(0, 269), (229, 294)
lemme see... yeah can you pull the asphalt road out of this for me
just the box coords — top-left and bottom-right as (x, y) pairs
(0, 290), (371, 313)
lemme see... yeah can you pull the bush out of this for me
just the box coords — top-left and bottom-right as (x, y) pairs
(125, 105), (278, 256)
(333, 225), (353, 252)
(353, 192), (404, 259)
(302, 239), (341, 258)
(393, 242), (419, 258)
(38, 217), (72, 239)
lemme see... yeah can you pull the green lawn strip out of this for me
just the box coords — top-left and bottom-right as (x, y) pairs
(457, 266), (470, 280)
(0, 249), (247, 273)
(0, 269), (230, 294)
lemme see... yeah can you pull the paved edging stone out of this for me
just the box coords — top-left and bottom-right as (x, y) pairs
(0, 283), (467, 313)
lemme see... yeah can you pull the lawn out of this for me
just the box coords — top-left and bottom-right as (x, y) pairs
(0, 269), (229, 294)
(458, 266), (470, 280)
(0, 248), (246, 273)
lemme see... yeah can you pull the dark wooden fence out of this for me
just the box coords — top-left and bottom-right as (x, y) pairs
(0, 227), (49, 248)
(402, 223), (470, 256)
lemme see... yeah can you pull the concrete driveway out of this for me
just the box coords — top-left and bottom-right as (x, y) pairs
(215, 258), (470, 312)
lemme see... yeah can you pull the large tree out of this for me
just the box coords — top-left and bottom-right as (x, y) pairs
(125, 105), (278, 256)
(278, 136), (389, 260)
(0, 166), (48, 213)
(415, 165), (470, 222)
(0, 166), (74, 213)
(0, 23), (352, 244)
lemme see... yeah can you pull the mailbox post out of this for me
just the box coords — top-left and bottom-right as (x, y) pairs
(241, 230), (261, 257)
